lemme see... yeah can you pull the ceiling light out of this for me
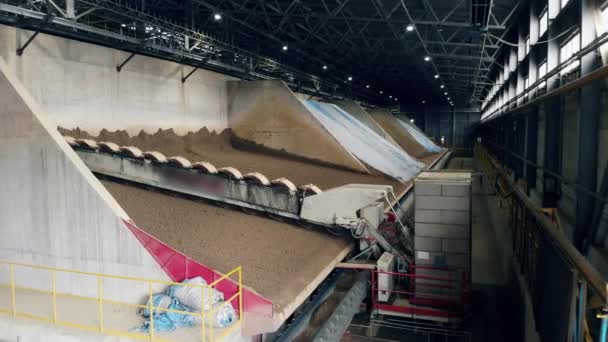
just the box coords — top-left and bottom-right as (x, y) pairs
(395, 98), (398, 101)
(121, 23), (127, 28)
(366, 85), (370, 88)
(380, 90), (383, 94)
(347, 76), (353, 81)
(323, 65), (328, 70)
(406, 24), (414, 32)
(424, 56), (430, 62)
(389, 95), (392, 98)
(410, 119), (415, 123)
(282, 45), (288, 51)
(434, 74), (439, 79)
(213, 13), (222, 21)
(444, 92), (448, 95)
(440, 85), (444, 89)
(422, 100), (426, 104)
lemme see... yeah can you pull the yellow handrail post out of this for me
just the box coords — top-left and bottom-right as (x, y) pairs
(51, 271), (57, 323)
(97, 275), (104, 333)
(238, 267), (243, 325)
(201, 284), (206, 342)
(9, 264), (16, 316)
(149, 281), (155, 341)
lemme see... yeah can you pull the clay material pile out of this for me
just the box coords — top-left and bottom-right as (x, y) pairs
(60, 126), (408, 192)
(102, 180), (352, 319)
(368, 109), (429, 158)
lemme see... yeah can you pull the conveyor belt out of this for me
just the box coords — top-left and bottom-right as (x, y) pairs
(101, 179), (353, 327)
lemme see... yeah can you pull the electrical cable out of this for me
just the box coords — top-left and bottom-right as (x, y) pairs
(488, 25), (577, 47)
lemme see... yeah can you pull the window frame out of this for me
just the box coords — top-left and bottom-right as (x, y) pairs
(559, 32), (581, 75)
(539, 9), (548, 37)
(537, 60), (548, 90)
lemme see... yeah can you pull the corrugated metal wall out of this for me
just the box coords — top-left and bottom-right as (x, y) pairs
(397, 108), (480, 148)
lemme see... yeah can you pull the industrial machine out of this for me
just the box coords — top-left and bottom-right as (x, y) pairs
(65, 137), (413, 260)
(65, 136), (468, 338)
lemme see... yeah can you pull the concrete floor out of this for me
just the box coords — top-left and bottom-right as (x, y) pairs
(0, 285), (243, 342)
(468, 157), (514, 342)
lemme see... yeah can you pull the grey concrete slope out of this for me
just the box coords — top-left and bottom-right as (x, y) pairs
(0, 56), (168, 301)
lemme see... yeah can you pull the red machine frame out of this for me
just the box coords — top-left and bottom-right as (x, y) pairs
(371, 263), (470, 323)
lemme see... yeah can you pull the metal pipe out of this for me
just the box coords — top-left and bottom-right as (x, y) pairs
(481, 145), (607, 302)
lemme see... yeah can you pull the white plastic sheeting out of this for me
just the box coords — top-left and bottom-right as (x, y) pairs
(395, 118), (443, 153)
(302, 100), (424, 182)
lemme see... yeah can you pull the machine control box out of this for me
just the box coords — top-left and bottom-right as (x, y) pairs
(377, 252), (396, 302)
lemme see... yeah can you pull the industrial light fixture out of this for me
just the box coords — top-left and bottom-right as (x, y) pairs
(444, 92), (448, 95)
(366, 85), (370, 88)
(347, 76), (353, 81)
(213, 13), (222, 21)
(323, 65), (328, 70)
(434, 74), (439, 79)
(282, 45), (288, 51)
(395, 98), (398, 101)
(406, 24), (415, 32)
(380, 90), (383, 94)
(424, 56), (431, 62)
(389, 95), (392, 98)
(121, 23), (127, 27)
(422, 100), (426, 104)
(440, 85), (444, 89)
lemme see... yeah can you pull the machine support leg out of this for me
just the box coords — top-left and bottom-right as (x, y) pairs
(16, 31), (40, 56)
(116, 53), (136, 72)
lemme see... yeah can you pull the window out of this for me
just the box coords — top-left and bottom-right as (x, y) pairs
(560, 33), (580, 75)
(602, 5), (608, 32)
(524, 77), (529, 99)
(561, 0), (570, 9)
(539, 10), (548, 37)
(525, 36), (530, 56)
(538, 61), (547, 89)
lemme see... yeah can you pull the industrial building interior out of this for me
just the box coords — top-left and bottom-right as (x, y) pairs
(0, 0), (607, 341)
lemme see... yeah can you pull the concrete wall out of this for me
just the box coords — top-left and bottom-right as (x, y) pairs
(0, 24), (234, 135)
(0, 57), (168, 302)
(486, 87), (608, 283)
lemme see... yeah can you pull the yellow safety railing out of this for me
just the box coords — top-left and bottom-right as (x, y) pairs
(0, 260), (242, 342)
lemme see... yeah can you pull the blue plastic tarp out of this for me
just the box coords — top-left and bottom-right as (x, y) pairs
(395, 118), (442, 153)
(302, 100), (423, 182)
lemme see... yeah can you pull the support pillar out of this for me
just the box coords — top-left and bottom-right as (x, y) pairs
(525, 109), (539, 191)
(542, 12), (562, 208)
(575, 0), (601, 249)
